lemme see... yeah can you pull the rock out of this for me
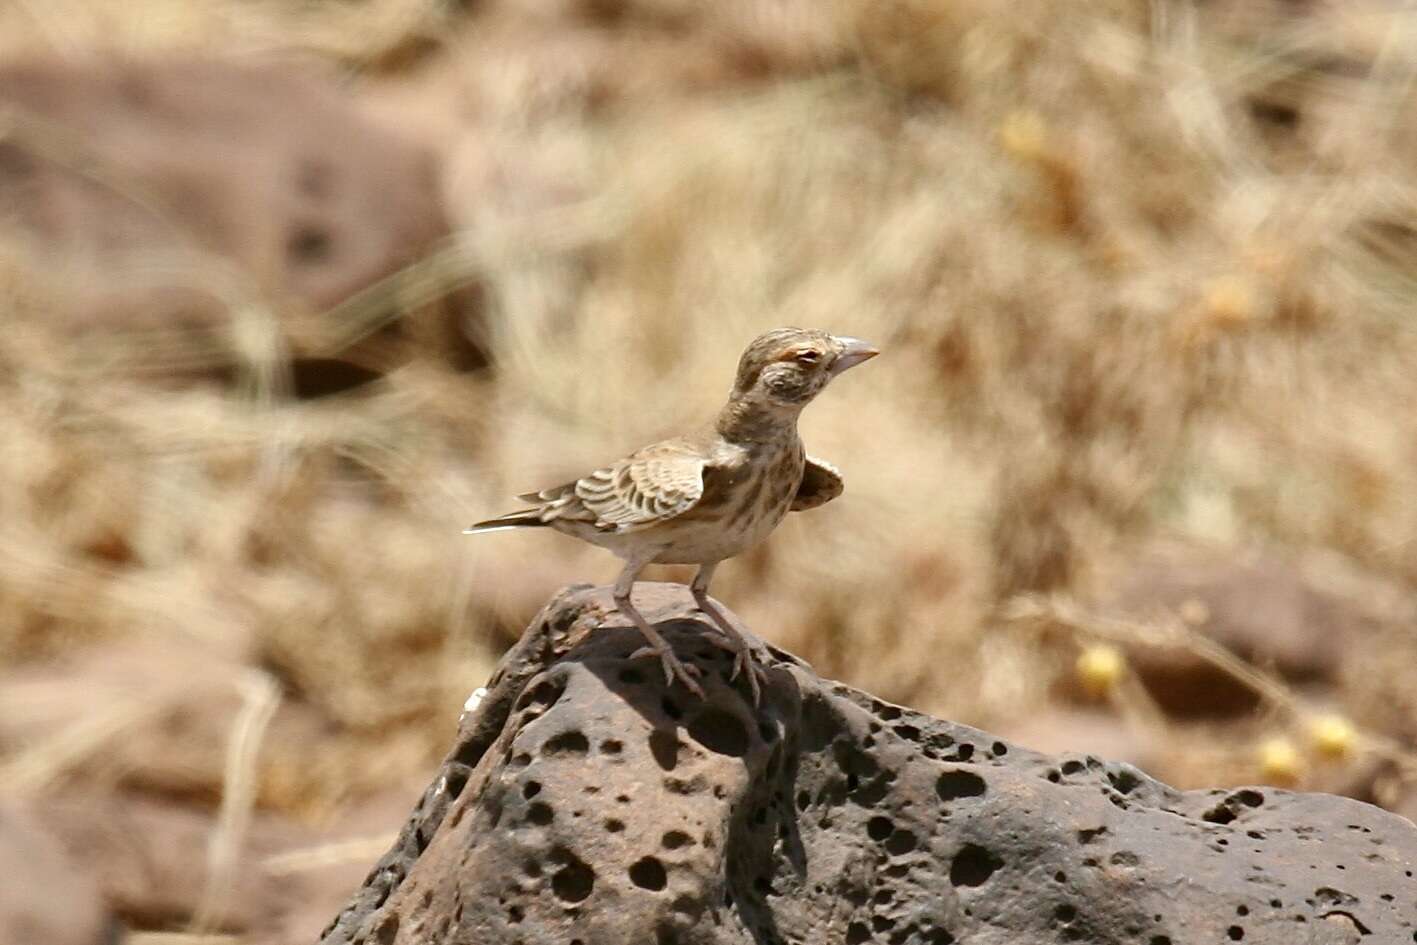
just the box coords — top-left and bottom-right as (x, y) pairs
(0, 56), (477, 382)
(1105, 548), (1363, 717)
(0, 635), (336, 810)
(0, 802), (114, 945)
(24, 784), (425, 943)
(319, 583), (1417, 945)
(35, 793), (283, 933)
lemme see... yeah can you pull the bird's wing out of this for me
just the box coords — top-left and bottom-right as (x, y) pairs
(520, 440), (709, 533)
(791, 455), (844, 511)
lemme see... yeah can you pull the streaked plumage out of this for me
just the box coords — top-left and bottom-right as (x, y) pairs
(467, 328), (877, 703)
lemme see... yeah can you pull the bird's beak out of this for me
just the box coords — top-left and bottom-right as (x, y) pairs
(829, 337), (879, 376)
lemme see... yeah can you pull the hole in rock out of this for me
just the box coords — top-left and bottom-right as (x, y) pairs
(950, 844), (1003, 887)
(523, 781), (541, 799)
(374, 915), (399, 944)
(445, 767), (469, 801)
(1108, 768), (1142, 794)
(527, 802), (554, 826)
(886, 829), (918, 856)
(516, 678), (564, 712)
(544, 730), (590, 755)
(629, 856), (667, 891)
(1203, 805), (1237, 825)
(867, 816), (894, 841)
(936, 770), (987, 801)
(551, 855), (595, 903)
(602, 739), (624, 755)
(662, 830), (693, 849)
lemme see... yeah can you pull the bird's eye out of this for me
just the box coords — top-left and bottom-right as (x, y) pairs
(793, 349), (821, 365)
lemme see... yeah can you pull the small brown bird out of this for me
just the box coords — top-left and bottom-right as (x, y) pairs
(465, 328), (878, 703)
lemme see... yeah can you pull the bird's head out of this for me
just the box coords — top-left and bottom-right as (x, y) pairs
(732, 328), (879, 408)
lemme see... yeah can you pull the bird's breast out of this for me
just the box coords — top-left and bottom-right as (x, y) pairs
(648, 442), (804, 565)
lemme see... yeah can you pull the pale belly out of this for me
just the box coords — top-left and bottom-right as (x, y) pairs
(646, 497), (793, 564)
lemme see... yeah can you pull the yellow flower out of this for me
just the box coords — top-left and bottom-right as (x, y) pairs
(1258, 737), (1303, 785)
(1308, 714), (1357, 760)
(1076, 644), (1124, 698)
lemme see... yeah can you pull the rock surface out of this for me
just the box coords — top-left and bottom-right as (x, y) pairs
(320, 584), (1417, 945)
(0, 802), (114, 945)
(0, 57), (476, 382)
(1107, 548), (1361, 717)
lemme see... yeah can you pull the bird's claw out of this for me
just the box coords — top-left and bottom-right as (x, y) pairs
(705, 630), (766, 707)
(734, 649), (764, 707)
(629, 644), (705, 698)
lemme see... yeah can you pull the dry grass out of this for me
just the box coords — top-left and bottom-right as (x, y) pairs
(5, 0), (1417, 933)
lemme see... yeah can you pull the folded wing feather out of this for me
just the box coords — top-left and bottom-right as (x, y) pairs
(518, 440), (708, 533)
(792, 455), (843, 511)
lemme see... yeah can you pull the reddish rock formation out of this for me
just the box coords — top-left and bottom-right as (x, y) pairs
(0, 802), (114, 945)
(319, 584), (1417, 945)
(0, 57), (478, 386)
(1106, 549), (1363, 717)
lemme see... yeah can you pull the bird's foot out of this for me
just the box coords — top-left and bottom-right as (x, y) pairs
(703, 631), (765, 707)
(629, 642), (705, 698)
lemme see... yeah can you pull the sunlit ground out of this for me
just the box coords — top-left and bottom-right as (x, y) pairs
(3, 0), (1417, 940)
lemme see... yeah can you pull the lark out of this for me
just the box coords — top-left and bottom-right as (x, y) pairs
(465, 328), (878, 703)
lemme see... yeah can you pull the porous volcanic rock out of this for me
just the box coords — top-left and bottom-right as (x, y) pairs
(320, 584), (1417, 945)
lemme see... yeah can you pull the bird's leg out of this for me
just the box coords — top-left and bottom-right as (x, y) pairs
(690, 562), (764, 706)
(615, 559), (704, 698)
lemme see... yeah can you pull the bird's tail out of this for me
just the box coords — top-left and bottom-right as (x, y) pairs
(463, 509), (548, 534)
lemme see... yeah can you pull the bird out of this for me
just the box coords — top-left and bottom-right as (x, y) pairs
(465, 328), (878, 704)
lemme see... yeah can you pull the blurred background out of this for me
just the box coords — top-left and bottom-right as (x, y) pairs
(3, 0), (1417, 941)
